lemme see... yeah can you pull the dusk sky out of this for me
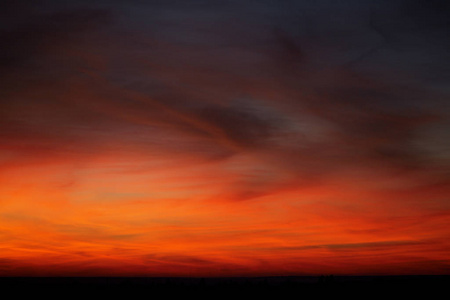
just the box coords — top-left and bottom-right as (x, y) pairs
(1, 0), (449, 276)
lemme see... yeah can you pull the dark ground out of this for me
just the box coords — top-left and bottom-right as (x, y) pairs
(1, 275), (449, 298)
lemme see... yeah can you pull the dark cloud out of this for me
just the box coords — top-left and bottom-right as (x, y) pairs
(146, 254), (215, 266)
(325, 240), (423, 250)
(306, 76), (439, 168)
(0, 0), (448, 194)
(0, 7), (112, 72)
(265, 240), (423, 252)
(194, 104), (274, 149)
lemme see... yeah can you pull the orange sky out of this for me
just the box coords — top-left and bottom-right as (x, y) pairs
(1, 0), (449, 276)
(1, 147), (449, 276)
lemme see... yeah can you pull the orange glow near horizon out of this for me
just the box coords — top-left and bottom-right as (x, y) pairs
(1, 149), (449, 276)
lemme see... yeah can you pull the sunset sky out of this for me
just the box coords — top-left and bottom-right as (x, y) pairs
(1, 0), (449, 276)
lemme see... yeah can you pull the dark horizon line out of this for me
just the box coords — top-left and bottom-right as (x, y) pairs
(2, 274), (449, 278)
(2, 275), (448, 295)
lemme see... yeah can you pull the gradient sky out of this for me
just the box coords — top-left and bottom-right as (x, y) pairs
(1, 0), (449, 276)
